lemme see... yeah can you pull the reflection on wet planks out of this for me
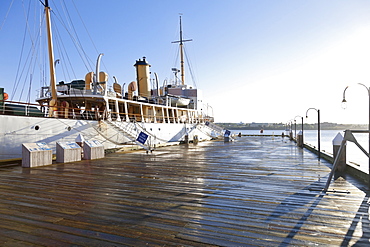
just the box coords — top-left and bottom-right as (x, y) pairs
(0, 136), (368, 246)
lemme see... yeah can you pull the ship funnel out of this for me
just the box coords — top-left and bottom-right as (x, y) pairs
(134, 57), (151, 98)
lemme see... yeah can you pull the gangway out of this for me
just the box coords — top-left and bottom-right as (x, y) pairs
(104, 119), (156, 152)
(204, 121), (225, 138)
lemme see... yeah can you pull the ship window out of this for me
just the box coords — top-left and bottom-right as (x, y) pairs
(34, 125), (40, 130)
(67, 126), (72, 131)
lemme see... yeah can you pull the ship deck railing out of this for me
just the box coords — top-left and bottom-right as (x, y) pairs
(0, 100), (213, 125)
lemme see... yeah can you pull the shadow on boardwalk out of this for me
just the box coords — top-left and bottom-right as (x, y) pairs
(265, 179), (326, 246)
(341, 191), (370, 246)
(266, 174), (370, 247)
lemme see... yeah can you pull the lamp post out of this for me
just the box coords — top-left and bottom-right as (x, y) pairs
(342, 84), (370, 188)
(294, 115), (304, 143)
(294, 119), (297, 140)
(295, 115), (304, 134)
(287, 120), (293, 140)
(306, 108), (320, 160)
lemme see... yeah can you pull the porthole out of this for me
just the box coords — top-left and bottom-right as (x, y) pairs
(67, 126), (72, 131)
(34, 125), (40, 130)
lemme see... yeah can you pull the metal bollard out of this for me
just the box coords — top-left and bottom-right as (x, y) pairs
(184, 135), (189, 144)
(75, 133), (85, 158)
(297, 130), (303, 148)
(193, 135), (198, 144)
(289, 131), (293, 141)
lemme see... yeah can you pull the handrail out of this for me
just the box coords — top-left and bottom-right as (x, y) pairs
(0, 100), (41, 107)
(0, 99), (213, 124)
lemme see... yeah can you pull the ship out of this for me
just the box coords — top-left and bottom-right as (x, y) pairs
(0, 1), (223, 160)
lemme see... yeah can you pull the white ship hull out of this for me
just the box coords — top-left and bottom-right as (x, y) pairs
(0, 114), (216, 160)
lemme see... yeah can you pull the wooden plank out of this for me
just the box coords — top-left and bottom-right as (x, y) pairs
(0, 136), (368, 246)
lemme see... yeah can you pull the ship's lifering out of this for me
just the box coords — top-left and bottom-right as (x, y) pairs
(3, 93), (8, 100)
(49, 99), (57, 117)
(61, 101), (70, 118)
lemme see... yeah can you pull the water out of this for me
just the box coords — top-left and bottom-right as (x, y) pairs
(231, 129), (369, 171)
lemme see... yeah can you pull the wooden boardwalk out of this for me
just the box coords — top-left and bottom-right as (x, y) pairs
(0, 136), (369, 246)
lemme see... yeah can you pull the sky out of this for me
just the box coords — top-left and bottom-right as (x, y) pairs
(1, 0), (370, 124)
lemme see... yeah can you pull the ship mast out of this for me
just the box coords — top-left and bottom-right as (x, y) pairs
(44, 0), (58, 117)
(172, 15), (192, 85)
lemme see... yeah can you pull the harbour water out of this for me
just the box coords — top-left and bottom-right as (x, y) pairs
(231, 129), (369, 171)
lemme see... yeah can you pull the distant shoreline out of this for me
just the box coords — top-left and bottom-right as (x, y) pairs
(215, 123), (368, 131)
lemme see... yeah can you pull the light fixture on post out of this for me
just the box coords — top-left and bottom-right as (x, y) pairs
(288, 120), (293, 140)
(342, 83), (370, 189)
(306, 108), (321, 160)
(341, 86), (349, 110)
(294, 119), (297, 140)
(294, 115), (304, 144)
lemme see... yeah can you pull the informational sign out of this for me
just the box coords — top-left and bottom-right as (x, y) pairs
(224, 130), (231, 136)
(22, 142), (52, 168)
(205, 121), (210, 126)
(57, 141), (81, 149)
(137, 132), (148, 144)
(84, 140), (103, 148)
(83, 140), (104, 160)
(24, 142), (51, 152)
(56, 142), (82, 163)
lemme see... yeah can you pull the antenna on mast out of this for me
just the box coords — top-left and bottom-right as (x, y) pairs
(172, 14), (192, 85)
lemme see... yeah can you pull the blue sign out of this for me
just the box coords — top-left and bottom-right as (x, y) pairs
(36, 142), (51, 150)
(137, 132), (149, 144)
(224, 130), (231, 136)
(205, 121), (210, 126)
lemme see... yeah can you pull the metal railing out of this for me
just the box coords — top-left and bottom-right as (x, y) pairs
(0, 100), (214, 125)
